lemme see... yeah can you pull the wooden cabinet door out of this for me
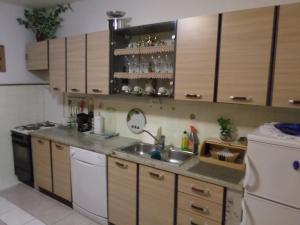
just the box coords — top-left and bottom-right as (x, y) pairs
(31, 137), (52, 192)
(26, 41), (48, 70)
(108, 157), (137, 225)
(49, 38), (66, 92)
(272, 3), (300, 108)
(175, 15), (219, 102)
(139, 165), (175, 225)
(67, 35), (86, 94)
(52, 142), (71, 201)
(87, 31), (109, 95)
(218, 7), (274, 105)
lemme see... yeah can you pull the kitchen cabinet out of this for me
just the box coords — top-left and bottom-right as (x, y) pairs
(67, 34), (86, 94)
(87, 31), (109, 95)
(31, 137), (52, 192)
(218, 7), (275, 105)
(26, 41), (48, 70)
(175, 15), (219, 102)
(272, 3), (300, 108)
(139, 165), (175, 225)
(49, 38), (66, 92)
(51, 141), (71, 201)
(108, 157), (137, 225)
(177, 176), (224, 225)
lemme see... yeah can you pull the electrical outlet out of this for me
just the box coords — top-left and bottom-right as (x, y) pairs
(0, 45), (6, 72)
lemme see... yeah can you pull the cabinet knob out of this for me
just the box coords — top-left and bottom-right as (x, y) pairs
(191, 186), (210, 195)
(289, 100), (300, 105)
(115, 161), (128, 169)
(149, 171), (164, 180)
(230, 96), (252, 101)
(37, 139), (44, 144)
(55, 144), (63, 150)
(293, 161), (300, 171)
(52, 87), (59, 91)
(190, 203), (208, 214)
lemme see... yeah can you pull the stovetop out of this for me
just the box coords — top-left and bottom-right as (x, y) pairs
(12, 121), (57, 135)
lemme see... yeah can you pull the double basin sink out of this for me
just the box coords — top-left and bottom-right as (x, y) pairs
(120, 142), (194, 166)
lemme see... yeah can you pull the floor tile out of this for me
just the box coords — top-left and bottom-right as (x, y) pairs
(24, 219), (45, 225)
(0, 219), (6, 225)
(54, 212), (94, 225)
(0, 207), (34, 225)
(0, 197), (17, 215)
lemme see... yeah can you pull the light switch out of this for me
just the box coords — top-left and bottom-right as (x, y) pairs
(0, 45), (6, 72)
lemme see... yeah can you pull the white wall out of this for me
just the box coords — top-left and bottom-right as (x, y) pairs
(57, 0), (300, 36)
(0, 1), (47, 84)
(0, 85), (46, 191)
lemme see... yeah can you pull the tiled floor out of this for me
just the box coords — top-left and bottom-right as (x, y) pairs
(0, 184), (99, 225)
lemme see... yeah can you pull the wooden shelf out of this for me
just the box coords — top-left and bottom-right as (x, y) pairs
(114, 45), (175, 56)
(114, 72), (174, 79)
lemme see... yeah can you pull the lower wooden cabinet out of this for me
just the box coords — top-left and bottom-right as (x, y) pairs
(139, 165), (175, 225)
(31, 137), (52, 192)
(108, 157), (137, 225)
(31, 136), (71, 202)
(177, 209), (220, 225)
(52, 142), (71, 201)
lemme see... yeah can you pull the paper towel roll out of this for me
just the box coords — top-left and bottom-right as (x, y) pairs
(94, 115), (104, 134)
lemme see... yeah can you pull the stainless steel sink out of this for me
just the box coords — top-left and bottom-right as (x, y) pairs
(120, 143), (194, 166)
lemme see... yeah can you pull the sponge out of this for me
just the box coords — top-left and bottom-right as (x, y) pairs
(150, 150), (162, 160)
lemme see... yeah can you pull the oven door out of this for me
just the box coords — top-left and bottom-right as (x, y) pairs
(11, 133), (33, 186)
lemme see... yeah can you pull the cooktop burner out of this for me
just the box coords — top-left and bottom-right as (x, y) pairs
(13, 121), (57, 134)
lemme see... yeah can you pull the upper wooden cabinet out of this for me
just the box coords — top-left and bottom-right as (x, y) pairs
(139, 165), (175, 225)
(87, 31), (109, 95)
(108, 157), (137, 225)
(272, 3), (300, 108)
(218, 7), (275, 105)
(26, 41), (48, 70)
(175, 15), (219, 102)
(49, 38), (66, 92)
(31, 137), (52, 192)
(67, 34), (86, 94)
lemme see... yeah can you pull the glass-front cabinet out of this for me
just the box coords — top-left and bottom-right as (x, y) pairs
(109, 21), (177, 97)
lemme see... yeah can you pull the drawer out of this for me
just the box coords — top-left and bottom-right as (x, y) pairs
(177, 209), (220, 225)
(178, 192), (223, 223)
(178, 176), (224, 204)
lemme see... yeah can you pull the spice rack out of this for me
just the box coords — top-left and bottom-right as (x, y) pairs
(114, 45), (174, 56)
(199, 138), (247, 171)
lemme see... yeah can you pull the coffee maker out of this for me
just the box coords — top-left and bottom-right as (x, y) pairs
(77, 113), (92, 132)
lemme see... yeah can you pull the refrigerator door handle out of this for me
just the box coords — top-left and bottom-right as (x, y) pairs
(240, 198), (254, 225)
(243, 155), (258, 192)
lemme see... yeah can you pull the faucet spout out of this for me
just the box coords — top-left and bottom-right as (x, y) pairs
(143, 129), (165, 150)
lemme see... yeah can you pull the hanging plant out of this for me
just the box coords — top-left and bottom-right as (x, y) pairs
(217, 117), (234, 142)
(17, 4), (72, 42)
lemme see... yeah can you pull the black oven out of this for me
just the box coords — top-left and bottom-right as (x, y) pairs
(11, 131), (34, 187)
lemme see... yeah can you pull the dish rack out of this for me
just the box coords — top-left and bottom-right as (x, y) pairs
(199, 138), (247, 171)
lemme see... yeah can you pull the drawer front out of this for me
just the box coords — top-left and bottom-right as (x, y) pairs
(178, 176), (224, 204)
(177, 209), (220, 225)
(178, 192), (223, 223)
(139, 165), (175, 225)
(108, 157), (137, 225)
(52, 142), (71, 201)
(31, 137), (52, 192)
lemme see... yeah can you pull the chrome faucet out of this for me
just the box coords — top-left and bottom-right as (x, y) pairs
(143, 130), (165, 150)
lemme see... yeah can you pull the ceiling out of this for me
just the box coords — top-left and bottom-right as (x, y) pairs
(0, 0), (80, 8)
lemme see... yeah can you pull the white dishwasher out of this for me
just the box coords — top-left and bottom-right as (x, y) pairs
(70, 146), (108, 225)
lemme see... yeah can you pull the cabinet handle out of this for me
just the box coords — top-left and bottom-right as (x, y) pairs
(37, 139), (44, 144)
(149, 171), (164, 180)
(190, 220), (208, 225)
(52, 87), (59, 91)
(230, 96), (252, 101)
(190, 203), (208, 214)
(71, 88), (80, 92)
(289, 99), (300, 105)
(55, 144), (63, 150)
(115, 161), (128, 169)
(191, 186), (210, 195)
(92, 89), (102, 93)
(185, 93), (202, 99)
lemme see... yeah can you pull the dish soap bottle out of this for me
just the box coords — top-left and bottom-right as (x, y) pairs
(188, 126), (199, 154)
(181, 131), (189, 151)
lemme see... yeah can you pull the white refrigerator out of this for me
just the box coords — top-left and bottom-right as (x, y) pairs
(242, 124), (300, 225)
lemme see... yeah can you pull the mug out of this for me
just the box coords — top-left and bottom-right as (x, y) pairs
(157, 86), (170, 96)
(122, 85), (132, 93)
(133, 86), (144, 94)
(145, 83), (155, 95)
